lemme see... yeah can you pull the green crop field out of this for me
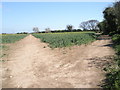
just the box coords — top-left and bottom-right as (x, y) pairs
(33, 32), (96, 48)
(0, 34), (28, 44)
(0, 34), (28, 58)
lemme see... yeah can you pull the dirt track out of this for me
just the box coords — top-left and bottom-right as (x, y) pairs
(2, 34), (115, 88)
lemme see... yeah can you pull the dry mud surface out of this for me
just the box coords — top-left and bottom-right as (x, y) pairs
(2, 34), (115, 88)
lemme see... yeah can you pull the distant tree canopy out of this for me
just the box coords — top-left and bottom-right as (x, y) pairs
(98, 1), (120, 35)
(114, 1), (120, 26)
(16, 32), (28, 34)
(79, 21), (88, 30)
(33, 27), (40, 33)
(80, 20), (99, 31)
(45, 28), (51, 33)
(66, 25), (73, 31)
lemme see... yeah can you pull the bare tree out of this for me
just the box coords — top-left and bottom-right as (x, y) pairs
(33, 27), (39, 33)
(79, 21), (88, 30)
(80, 20), (99, 31)
(45, 28), (51, 33)
(87, 20), (99, 30)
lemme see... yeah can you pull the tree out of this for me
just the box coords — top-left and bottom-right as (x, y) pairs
(114, 1), (120, 34)
(114, 1), (120, 25)
(66, 25), (73, 31)
(97, 20), (108, 34)
(45, 28), (51, 33)
(103, 7), (117, 34)
(80, 20), (99, 31)
(33, 27), (39, 33)
(87, 20), (99, 31)
(79, 21), (88, 30)
(97, 1), (120, 35)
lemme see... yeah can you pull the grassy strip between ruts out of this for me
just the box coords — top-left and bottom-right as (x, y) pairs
(33, 32), (96, 48)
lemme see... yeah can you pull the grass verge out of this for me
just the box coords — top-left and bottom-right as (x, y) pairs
(103, 34), (120, 89)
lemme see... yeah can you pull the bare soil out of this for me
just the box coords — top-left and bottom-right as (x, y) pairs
(2, 34), (115, 88)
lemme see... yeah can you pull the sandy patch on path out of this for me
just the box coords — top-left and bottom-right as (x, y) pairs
(2, 34), (115, 88)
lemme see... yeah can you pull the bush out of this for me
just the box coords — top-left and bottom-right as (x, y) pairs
(112, 34), (120, 45)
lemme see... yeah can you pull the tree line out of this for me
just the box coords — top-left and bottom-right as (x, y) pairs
(98, 1), (120, 35)
(32, 19), (99, 33)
